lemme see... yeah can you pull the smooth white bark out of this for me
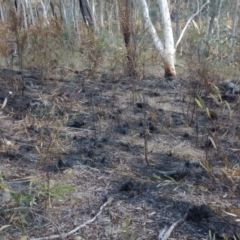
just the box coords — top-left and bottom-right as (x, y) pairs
(139, 0), (164, 55)
(60, 0), (67, 25)
(39, 0), (49, 25)
(139, 0), (175, 76)
(20, 0), (28, 29)
(231, 0), (239, 46)
(73, 0), (80, 38)
(98, 0), (104, 29)
(157, 0), (175, 56)
(0, 2), (5, 21)
(27, 0), (36, 26)
(157, 0), (176, 76)
(216, 0), (224, 53)
(139, 0), (210, 77)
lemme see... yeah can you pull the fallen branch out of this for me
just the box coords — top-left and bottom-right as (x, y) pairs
(30, 198), (113, 240)
(158, 215), (186, 240)
(175, 0), (210, 49)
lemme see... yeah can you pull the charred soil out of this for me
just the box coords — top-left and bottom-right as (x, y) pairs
(0, 68), (240, 240)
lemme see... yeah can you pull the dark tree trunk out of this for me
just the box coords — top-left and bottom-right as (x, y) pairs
(79, 0), (94, 29)
(50, 1), (57, 19)
(118, 0), (137, 77)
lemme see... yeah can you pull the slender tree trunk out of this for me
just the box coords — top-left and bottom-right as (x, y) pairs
(115, 0), (120, 32)
(108, 3), (114, 35)
(139, 0), (209, 77)
(39, 0), (49, 25)
(0, 2), (5, 21)
(157, 0), (176, 77)
(27, 0), (36, 26)
(20, 0), (28, 29)
(66, 1), (71, 27)
(73, 0), (80, 38)
(98, 0), (104, 29)
(205, 3), (210, 39)
(79, 0), (95, 30)
(216, 0), (224, 55)
(176, 0), (182, 56)
(91, 0), (97, 31)
(118, 0), (137, 76)
(206, 0), (218, 41)
(139, 0), (175, 77)
(231, 0), (239, 46)
(61, 0), (68, 25)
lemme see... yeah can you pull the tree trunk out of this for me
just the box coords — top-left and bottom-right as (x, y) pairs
(107, 3), (114, 35)
(98, 0), (104, 30)
(73, 0), (80, 38)
(206, 0), (218, 41)
(0, 2), (5, 21)
(139, 0), (176, 77)
(231, 0), (239, 46)
(175, 0), (182, 56)
(20, 0), (28, 29)
(91, 0), (97, 30)
(61, 0), (68, 25)
(79, 0), (95, 29)
(157, 0), (176, 77)
(216, 0), (224, 55)
(27, 0), (36, 25)
(115, 0), (120, 32)
(39, 0), (49, 25)
(118, 0), (137, 76)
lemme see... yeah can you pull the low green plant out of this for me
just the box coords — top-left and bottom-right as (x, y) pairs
(0, 170), (74, 233)
(121, 216), (138, 240)
(156, 174), (180, 191)
(195, 83), (232, 162)
(0, 172), (37, 233)
(37, 182), (75, 207)
(208, 230), (216, 240)
(0, 171), (35, 207)
(200, 158), (214, 176)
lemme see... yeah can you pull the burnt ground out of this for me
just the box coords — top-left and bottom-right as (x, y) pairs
(0, 68), (240, 240)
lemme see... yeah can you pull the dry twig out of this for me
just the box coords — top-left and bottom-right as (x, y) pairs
(158, 216), (186, 240)
(30, 198), (113, 240)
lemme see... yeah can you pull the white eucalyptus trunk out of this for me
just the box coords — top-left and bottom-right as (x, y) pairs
(108, 4), (114, 35)
(231, 0), (239, 46)
(73, 0), (80, 38)
(139, 0), (210, 77)
(157, 0), (176, 77)
(98, 0), (104, 29)
(0, 2), (5, 21)
(205, 3), (210, 39)
(39, 0), (49, 25)
(20, 0), (28, 29)
(216, 0), (224, 54)
(91, 0), (97, 31)
(116, 0), (120, 32)
(27, 0), (36, 26)
(61, 0), (67, 25)
(139, 0), (176, 77)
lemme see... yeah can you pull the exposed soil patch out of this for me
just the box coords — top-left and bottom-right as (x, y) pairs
(0, 69), (240, 239)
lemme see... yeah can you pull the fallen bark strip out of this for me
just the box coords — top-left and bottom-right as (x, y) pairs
(30, 198), (113, 240)
(158, 215), (186, 240)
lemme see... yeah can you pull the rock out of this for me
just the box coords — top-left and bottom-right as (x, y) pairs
(219, 79), (240, 94)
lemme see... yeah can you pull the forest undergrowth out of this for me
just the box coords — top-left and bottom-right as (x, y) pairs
(0, 9), (240, 240)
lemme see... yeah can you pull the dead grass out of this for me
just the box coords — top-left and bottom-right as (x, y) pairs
(0, 65), (239, 239)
